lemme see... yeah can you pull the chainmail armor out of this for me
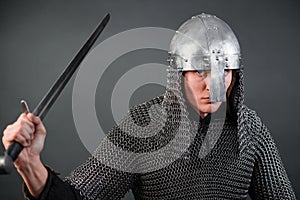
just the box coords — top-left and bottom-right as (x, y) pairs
(64, 64), (296, 199)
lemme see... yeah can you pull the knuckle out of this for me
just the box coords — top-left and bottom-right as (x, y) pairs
(28, 133), (33, 140)
(41, 128), (47, 135)
(25, 139), (31, 146)
(6, 124), (12, 130)
(15, 134), (22, 142)
(16, 127), (23, 134)
(3, 129), (8, 136)
(18, 135), (26, 144)
(3, 126), (13, 137)
(16, 120), (22, 127)
(4, 125), (11, 134)
(2, 132), (7, 139)
(23, 132), (29, 140)
(29, 123), (34, 129)
(19, 119), (26, 126)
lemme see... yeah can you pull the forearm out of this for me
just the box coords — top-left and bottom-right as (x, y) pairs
(22, 165), (83, 200)
(17, 156), (48, 198)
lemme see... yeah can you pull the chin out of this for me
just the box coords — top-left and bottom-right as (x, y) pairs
(198, 102), (222, 114)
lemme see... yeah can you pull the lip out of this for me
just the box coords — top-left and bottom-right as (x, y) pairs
(200, 97), (211, 103)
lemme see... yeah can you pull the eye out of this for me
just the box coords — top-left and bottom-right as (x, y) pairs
(196, 70), (206, 77)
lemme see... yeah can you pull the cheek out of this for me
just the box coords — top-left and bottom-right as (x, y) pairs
(184, 79), (200, 107)
(184, 80), (195, 100)
(184, 79), (204, 98)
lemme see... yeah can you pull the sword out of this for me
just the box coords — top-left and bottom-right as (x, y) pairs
(0, 13), (110, 174)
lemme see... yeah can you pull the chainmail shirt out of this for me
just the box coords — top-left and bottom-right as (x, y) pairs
(23, 63), (296, 199)
(61, 97), (294, 200)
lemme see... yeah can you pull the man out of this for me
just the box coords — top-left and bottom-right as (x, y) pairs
(2, 13), (296, 199)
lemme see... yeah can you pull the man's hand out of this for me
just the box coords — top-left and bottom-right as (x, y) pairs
(2, 113), (48, 197)
(2, 113), (46, 169)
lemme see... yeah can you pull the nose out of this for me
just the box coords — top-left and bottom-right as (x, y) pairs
(203, 73), (211, 90)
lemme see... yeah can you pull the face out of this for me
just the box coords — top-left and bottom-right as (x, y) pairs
(183, 70), (232, 118)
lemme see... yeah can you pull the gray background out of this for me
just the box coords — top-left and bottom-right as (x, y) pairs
(0, 0), (299, 199)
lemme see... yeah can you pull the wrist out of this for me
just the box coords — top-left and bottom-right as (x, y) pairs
(17, 157), (48, 198)
(16, 155), (40, 173)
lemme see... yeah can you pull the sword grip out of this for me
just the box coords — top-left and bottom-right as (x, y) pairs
(0, 136), (24, 174)
(7, 142), (23, 161)
(0, 142), (23, 174)
(0, 140), (24, 174)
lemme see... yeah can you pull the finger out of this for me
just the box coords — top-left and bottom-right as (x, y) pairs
(3, 133), (31, 148)
(3, 121), (34, 142)
(15, 134), (31, 147)
(22, 123), (35, 139)
(27, 113), (41, 125)
(3, 123), (21, 141)
(22, 126), (34, 141)
(27, 113), (46, 136)
(16, 121), (35, 141)
(19, 114), (35, 130)
(18, 112), (27, 118)
(3, 126), (27, 144)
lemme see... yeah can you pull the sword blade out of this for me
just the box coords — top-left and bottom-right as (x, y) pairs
(34, 13), (110, 120)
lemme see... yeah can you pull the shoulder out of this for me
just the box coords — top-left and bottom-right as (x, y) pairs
(242, 105), (264, 135)
(113, 95), (165, 128)
(128, 95), (164, 125)
(129, 95), (164, 113)
(241, 105), (275, 149)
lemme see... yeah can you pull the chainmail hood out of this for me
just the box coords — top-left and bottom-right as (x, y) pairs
(166, 13), (248, 154)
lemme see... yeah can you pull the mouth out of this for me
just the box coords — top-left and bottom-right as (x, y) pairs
(201, 97), (211, 103)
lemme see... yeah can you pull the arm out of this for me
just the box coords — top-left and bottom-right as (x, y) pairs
(249, 124), (296, 199)
(23, 166), (82, 200)
(2, 113), (82, 199)
(3, 113), (135, 200)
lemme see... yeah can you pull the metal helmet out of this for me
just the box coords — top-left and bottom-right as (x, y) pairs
(169, 13), (241, 102)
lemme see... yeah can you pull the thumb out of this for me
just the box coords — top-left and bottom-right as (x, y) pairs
(27, 113), (41, 124)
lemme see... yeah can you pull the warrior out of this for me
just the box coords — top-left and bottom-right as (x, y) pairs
(2, 13), (296, 199)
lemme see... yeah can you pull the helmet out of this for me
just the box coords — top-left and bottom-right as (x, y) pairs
(169, 13), (241, 102)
